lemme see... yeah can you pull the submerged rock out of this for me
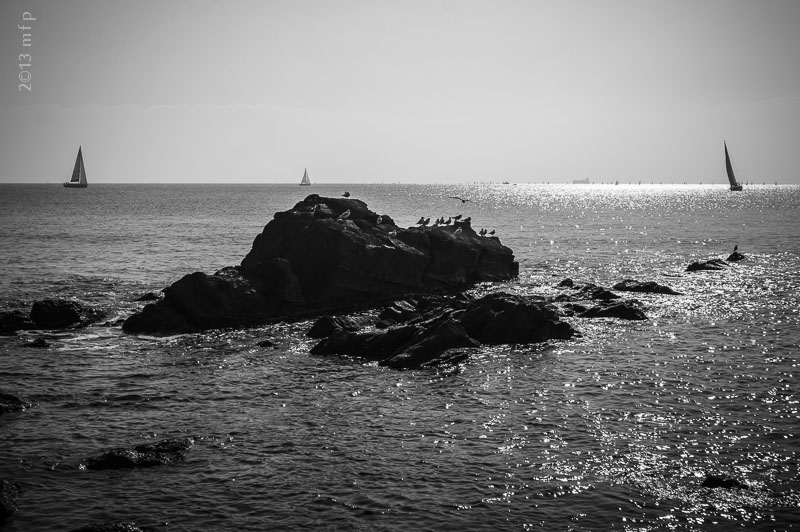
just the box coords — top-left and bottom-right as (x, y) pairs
(554, 282), (620, 302)
(701, 474), (749, 490)
(21, 337), (49, 348)
(0, 480), (20, 521)
(579, 300), (647, 320)
(69, 523), (144, 532)
(0, 392), (30, 414)
(124, 196), (518, 335)
(727, 251), (746, 262)
(84, 437), (194, 470)
(612, 279), (681, 295)
(311, 292), (575, 369)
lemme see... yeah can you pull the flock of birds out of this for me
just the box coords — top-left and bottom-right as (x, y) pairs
(336, 191), (496, 237)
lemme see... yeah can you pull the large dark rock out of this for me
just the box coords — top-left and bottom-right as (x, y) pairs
(124, 196), (518, 335)
(612, 279), (681, 295)
(0, 310), (35, 336)
(0, 480), (20, 521)
(0, 392), (30, 414)
(726, 251), (745, 262)
(311, 292), (575, 369)
(84, 437), (193, 470)
(307, 315), (367, 339)
(554, 282), (620, 302)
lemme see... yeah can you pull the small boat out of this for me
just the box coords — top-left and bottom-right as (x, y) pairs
(63, 146), (88, 188)
(724, 141), (743, 191)
(299, 168), (311, 186)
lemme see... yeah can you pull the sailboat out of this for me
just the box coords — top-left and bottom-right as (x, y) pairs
(63, 146), (88, 188)
(299, 168), (311, 186)
(724, 141), (743, 191)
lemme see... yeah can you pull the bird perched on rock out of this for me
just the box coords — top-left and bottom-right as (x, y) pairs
(454, 227), (462, 235)
(342, 191), (351, 198)
(444, 217), (452, 225)
(453, 214), (463, 221)
(462, 216), (471, 224)
(421, 217), (431, 226)
(337, 209), (351, 220)
(479, 228), (487, 236)
(416, 216), (426, 225)
(489, 229), (495, 235)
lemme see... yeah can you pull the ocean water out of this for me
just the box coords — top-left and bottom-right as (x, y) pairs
(1, 183), (798, 531)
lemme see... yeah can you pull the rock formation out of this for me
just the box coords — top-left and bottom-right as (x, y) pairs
(84, 437), (194, 470)
(124, 195), (518, 335)
(612, 279), (681, 295)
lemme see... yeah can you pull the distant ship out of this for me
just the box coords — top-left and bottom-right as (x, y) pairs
(573, 178), (590, 184)
(63, 146), (88, 188)
(724, 141), (743, 191)
(300, 168), (311, 186)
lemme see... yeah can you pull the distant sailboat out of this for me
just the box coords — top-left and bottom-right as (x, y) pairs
(63, 146), (88, 188)
(299, 168), (311, 186)
(724, 141), (743, 191)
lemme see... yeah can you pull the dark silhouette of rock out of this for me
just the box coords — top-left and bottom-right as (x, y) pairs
(0, 392), (30, 414)
(134, 292), (160, 302)
(70, 523), (144, 532)
(311, 292), (575, 369)
(21, 337), (49, 348)
(460, 292), (574, 344)
(701, 474), (749, 490)
(556, 278), (574, 288)
(307, 315), (367, 339)
(554, 282), (620, 302)
(30, 299), (104, 329)
(0, 480), (20, 522)
(612, 279), (682, 295)
(124, 196), (518, 335)
(257, 338), (276, 347)
(84, 437), (193, 470)
(686, 258), (728, 271)
(580, 300), (647, 320)
(0, 310), (35, 336)
(726, 251), (745, 262)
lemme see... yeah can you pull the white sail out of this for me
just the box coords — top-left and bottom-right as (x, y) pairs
(300, 168), (311, 186)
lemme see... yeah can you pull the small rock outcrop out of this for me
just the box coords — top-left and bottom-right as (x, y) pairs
(727, 251), (745, 262)
(311, 292), (575, 369)
(84, 437), (194, 470)
(0, 310), (35, 336)
(307, 315), (367, 339)
(612, 279), (681, 295)
(124, 196), (518, 335)
(555, 282), (620, 301)
(686, 258), (728, 271)
(30, 299), (103, 329)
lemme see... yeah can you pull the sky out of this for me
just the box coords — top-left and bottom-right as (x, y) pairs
(1, 0), (799, 184)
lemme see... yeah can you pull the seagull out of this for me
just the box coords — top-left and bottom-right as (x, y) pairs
(733, 245), (738, 252)
(342, 191), (351, 198)
(449, 196), (471, 203)
(489, 229), (495, 235)
(337, 209), (351, 220)
(421, 217), (431, 226)
(416, 216), (426, 225)
(454, 227), (462, 235)
(453, 214), (463, 221)
(444, 217), (452, 225)
(479, 228), (487, 236)
(462, 216), (471, 223)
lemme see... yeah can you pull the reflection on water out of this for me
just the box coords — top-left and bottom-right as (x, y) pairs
(1, 184), (798, 530)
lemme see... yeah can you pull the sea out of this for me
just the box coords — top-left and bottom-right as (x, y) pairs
(1, 183), (798, 531)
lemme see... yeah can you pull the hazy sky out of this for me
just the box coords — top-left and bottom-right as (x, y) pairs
(2, 0), (799, 184)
